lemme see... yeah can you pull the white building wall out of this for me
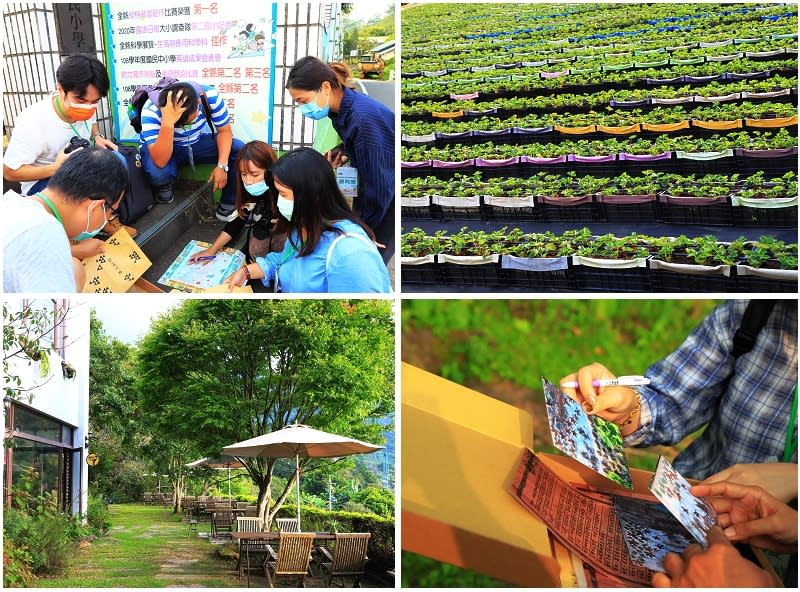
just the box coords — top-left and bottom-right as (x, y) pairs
(3, 300), (90, 516)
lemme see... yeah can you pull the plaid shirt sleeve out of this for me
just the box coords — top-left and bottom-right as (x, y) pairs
(624, 300), (798, 479)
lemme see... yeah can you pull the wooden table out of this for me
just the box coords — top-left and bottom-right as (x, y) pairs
(231, 531), (336, 587)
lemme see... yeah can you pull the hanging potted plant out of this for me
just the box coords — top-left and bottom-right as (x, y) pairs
(597, 172), (660, 222)
(436, 227), (504, 287)
(648, 235), (740, 292)
(735, 236), (798, 293)
(400, 228), (446, 286)
(570, 233), (652, 292)
(732, 171), (798, 228)
(501, 229), (577, 291)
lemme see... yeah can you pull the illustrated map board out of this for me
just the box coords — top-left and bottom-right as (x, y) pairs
(158, 239), (246, 292)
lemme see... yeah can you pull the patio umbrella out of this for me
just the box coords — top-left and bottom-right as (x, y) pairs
(222, 424), (384, 529)
(186, 454), (245, 501)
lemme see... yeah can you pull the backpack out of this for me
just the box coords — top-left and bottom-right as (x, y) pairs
(127, 77), (216, 135)
(114, 145), (155, 225)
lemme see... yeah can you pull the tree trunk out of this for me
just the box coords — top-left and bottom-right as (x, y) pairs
(256, 487), (270, 528)
(173, 476), (183, 514)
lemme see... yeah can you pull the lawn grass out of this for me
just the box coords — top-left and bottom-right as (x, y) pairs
(36, 504), (239, 588)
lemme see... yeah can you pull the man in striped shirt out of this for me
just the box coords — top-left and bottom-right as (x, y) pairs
(138, 81), (244, 221)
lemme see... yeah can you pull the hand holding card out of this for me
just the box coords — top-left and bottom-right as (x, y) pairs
(649, 456), (718, 547)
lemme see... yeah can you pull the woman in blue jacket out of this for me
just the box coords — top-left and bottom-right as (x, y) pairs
(286, 57), (394, 264)
(224, 147), (391, 293)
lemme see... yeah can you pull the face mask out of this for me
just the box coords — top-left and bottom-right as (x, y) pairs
(244, 179), (269, 196)
(56, 94), (97, 121)
(298, 88), (330, 120)
(73, 201), (107, 241)
(277, 195), (294, 221)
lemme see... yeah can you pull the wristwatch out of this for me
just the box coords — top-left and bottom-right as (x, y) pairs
(217, 162), (229, 172)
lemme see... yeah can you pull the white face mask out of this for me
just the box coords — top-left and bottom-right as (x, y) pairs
(277, 196), (294, 221)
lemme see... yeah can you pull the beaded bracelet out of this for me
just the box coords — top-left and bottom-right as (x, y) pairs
(618, 393), (641, 426)
(243, 265), (251, 280)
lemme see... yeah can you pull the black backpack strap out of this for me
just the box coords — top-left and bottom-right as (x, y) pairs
(731, 300), (777, 359)
(199, 92), (216, 136)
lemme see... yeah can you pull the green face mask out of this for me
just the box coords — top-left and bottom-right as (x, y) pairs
(73, 201), (107, 241)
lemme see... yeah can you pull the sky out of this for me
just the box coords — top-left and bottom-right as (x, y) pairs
(91, 295), (183, 344)
(349, 2), (391, 23)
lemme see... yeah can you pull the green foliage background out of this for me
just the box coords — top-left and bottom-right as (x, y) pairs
(402, 299), (719, 389)
(400, 299), (721, 587)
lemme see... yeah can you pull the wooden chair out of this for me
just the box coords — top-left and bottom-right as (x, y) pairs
(212, 510), (234, 538)
(275, 517), (300, 532)
(186, 506), (199, 538)
(264, 532), (315, 588)
(236, 516), (263, 533)
(235, 517), (265, 582)
(318, 533), (370, 587)
(240, 536), (272, 587)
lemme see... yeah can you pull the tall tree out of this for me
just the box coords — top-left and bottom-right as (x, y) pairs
(88, 311), (147, 501)
(136, 299), (394, 522)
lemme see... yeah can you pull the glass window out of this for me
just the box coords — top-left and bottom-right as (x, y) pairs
(61, 424), (74, 446)
(13, 406), (62, 442)
(10, 440), (62, 501)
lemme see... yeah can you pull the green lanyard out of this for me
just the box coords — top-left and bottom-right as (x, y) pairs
(54, 95), (92, 143)
(784, 385), (798, 462)
(34, 192), (64, 226)
(273, 241), (300, 293)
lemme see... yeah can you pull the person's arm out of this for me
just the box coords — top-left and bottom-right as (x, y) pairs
(652, 526), (775, 588)
(562, 302), (742, 447)
(225, 251), (280, 291)
(703, 463), (798, 504)
(3, 144), (72, 182)
(350, 137), (394, 228)
(691, 480), (797, 553)
(187, 230), (233, 264)
(325, 235), (390, 293)
(70, 238), (105, 261)
(208, 123), (233, 191)
(145, 90), (188, 167)
(90, 123), (118, 151)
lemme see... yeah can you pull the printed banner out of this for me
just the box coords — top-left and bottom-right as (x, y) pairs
(103, 2), (277, 143)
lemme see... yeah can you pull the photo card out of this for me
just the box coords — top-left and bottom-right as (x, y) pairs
(542, 378), (633, 489)
(649, 455), (718, 547)
(614, 495), (695, 572)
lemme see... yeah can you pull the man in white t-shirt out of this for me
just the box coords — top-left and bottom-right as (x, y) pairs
(2, 148), (128, 292)
(2, 54), (134, 238)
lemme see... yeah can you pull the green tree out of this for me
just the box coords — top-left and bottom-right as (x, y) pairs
(349, 485), (394, 517)
(3, 301), (71, 401)
(135, 299), (394, 524)
(88, 311), (148, 501)
(343, 25), (360, 56)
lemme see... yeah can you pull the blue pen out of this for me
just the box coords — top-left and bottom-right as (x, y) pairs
(195, 255), (216, 262)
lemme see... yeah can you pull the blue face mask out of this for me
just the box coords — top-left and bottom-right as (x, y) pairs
(73, 201), (107, 241)
(244, 179), (269, 196)
(277, 196), (294, 221)
(298, 88), (330, 120)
